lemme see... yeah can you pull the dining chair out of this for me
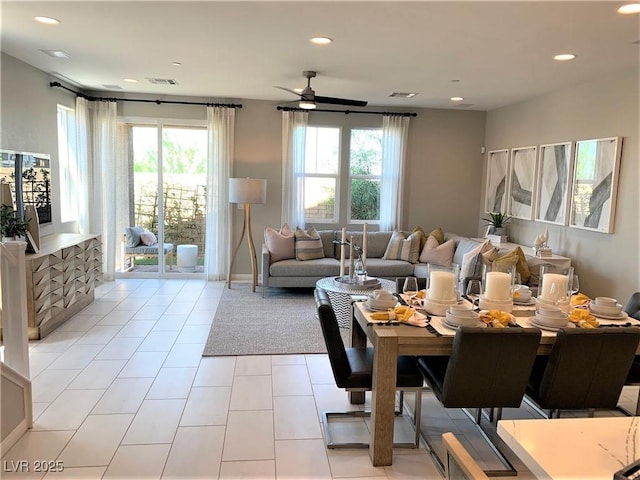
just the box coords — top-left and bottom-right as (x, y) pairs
(620, 293), (640, 415)
(314, 288), (424, 449)
(442, 432), (490, 480)
(526, 327), (640, 418)
(417, 326), (541, 475)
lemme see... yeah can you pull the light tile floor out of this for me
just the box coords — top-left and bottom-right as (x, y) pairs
(3, 278), (636, 479)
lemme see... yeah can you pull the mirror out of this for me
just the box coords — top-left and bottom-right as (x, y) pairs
(0, 149), (52, 224)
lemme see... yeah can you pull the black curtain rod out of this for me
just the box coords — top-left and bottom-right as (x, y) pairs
(50, 81), (243, 109)
(277, 105), (416, 117)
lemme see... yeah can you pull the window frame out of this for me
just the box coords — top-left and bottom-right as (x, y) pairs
(56, 104), (79, 223)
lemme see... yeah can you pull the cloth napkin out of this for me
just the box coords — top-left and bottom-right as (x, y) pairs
(569, 308), (599, 328)
(479, 309), (516, 328)
(369, 306), (428, 327)
(570, 292), (591, 307)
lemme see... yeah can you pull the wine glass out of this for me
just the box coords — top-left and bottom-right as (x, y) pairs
(403, 276), (419, 297)
(570, 275), (580, 296)
(466, 280), (482, 309)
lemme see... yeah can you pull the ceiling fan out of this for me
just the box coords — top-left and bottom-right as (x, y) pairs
(276, 71), (368, 110)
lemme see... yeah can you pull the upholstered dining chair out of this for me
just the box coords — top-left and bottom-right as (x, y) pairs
(314, 288), (424, 449)
(621, 292), (640, 414)
(417, 326), (541, 475)
(526, 327), (640, 418)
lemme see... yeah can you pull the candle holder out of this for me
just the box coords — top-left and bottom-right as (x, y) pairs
(479, 263), (515, 312)
(332, 240), (371, 286)
(424, 263), (460, 316)
(538, 265), (574, 312)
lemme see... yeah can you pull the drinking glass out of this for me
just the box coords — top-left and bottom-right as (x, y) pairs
(403, 276), (419, 296)
(571, 275), (580, 295)
(466, 280), (482, 308)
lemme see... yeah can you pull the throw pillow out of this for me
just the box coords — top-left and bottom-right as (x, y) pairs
(382, 231), (422, 263)
(482, 246), (531, 284)
(411, 226), (428, 250)
(264, 224), (295, 262)
(428, 227), (445, 245)
(460, 240), (493, 279)
(140, 230), (157, 246)
(419, 235), (455, 266)
(295, 226), (325, 261)
(125, 226), (145, 248)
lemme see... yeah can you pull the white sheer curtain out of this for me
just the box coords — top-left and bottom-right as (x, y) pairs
(205, 106), (235, 281)
(91, 101), (118, 280)
(380, 115), (410, 231)
(75, 97), (90, 234)
(281, 110), (308, 228)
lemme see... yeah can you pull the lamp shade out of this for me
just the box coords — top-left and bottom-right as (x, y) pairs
(229, 178), (267, 204)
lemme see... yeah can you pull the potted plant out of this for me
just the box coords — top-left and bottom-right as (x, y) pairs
(483, 211), (511, 236)
(1, 204), (29, 241)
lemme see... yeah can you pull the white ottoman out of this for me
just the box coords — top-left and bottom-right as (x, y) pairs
(177, 244), (198, 273)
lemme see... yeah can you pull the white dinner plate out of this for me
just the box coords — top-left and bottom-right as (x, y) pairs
(442, 317), (486, 329)
(529, 318), (575, 332)
(364, 301), (395, 312)
(513, 298), (535, 306)
(589, 310), (628, 320)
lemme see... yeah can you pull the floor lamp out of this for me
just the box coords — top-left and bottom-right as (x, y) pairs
(227, 178), (267, 292)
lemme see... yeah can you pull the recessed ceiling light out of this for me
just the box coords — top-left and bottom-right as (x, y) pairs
(171, 61), (182, 66)
(618, 3), (640, 14)
(450, 96), (464, 102)
(124, 78), (138, 83)
(34, 16), (60, 25)
(40, 49), (70, 59)
(310, 37), (333, 45)
(554, 53), (576, 61)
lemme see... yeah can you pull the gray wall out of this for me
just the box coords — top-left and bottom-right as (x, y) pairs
(484, 68), (639, 302)
(2, 53), (487, 277)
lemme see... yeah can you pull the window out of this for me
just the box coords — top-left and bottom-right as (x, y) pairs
(349, 128), (382, 221)
(303, 126), (340, 222)
(56, 105), (79, 223)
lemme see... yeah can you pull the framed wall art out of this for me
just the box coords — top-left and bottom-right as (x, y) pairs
(508, 146), (537, 220)
(484, 149), (510, 214)
(535, 142), (573, 225)
(570, 137), (622, 233)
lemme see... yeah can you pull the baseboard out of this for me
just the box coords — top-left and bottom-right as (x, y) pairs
(1, 419), (28, 453)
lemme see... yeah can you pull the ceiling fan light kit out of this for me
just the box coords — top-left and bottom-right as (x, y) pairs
(276, 70), (367, 109)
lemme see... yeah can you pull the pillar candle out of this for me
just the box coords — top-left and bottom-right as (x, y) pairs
(339, 228), (346, 278)
(485, 272), (511, 301)
(429, 271), (456, 302)
(362, 222), (368, 268)
(540, 273), (569, 301)
(349, 235), (355, 280)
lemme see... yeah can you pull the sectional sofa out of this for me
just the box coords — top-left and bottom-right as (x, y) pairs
(261, 229), (550, 291)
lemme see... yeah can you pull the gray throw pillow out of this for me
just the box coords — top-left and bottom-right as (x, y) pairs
(125, 226), (145, 248)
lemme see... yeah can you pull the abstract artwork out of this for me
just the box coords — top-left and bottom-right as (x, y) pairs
(570, 137), (622, 233)
(508, 146), (537, 220)
(536, 142), (573, 225)
(485, 149), (509, 213)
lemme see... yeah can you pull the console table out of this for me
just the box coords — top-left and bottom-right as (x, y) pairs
(24, 233), (102, 339)
(473, 238), (571, 269)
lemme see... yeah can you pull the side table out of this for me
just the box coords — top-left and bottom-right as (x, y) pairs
(177, 244), (198, 273)
(315, 276), (396, 328)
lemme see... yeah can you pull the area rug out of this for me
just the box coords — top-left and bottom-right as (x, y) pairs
(203, 284), (350, 356)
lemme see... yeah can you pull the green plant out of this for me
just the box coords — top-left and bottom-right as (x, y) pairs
(0, 205), (29, 239)
(482, 211), (511, 228)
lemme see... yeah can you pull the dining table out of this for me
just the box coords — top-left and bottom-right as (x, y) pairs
(350, 297), (640, 467)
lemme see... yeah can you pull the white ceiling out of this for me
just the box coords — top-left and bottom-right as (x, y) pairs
(1, 1), (638, 111)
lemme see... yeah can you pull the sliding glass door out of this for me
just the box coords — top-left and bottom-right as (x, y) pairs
(125, 123), (207, 275)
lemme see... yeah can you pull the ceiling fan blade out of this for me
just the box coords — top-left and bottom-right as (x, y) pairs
(315, 95), (368, 107)
(274, 86), (300, 97)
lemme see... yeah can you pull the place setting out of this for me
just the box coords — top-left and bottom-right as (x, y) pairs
(587, 296), (633, 323)
(361, 289), (428, 327)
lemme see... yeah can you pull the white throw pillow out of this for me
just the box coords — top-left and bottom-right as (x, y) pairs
(383, 231), (422, 263)
(140, 230), (157, 246)
(460, 240), (493, 279)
